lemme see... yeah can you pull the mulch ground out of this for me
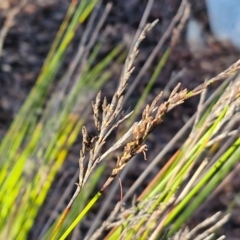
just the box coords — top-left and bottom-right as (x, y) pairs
(1, 0), (240, 239)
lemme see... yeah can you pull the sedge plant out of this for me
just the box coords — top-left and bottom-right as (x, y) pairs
(1, 0), (240, 240)
(0, 0), (123, 239)
(49, 6), (240, 240)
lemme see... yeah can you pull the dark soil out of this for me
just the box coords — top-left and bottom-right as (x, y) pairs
(1, 0), (240, 239)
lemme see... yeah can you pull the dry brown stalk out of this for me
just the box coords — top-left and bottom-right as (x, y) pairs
(52, 6), (240, 237)
(91, 66), (240, 239)
(79, 19), (159, 190)
(124, 0), (190, 102)
(85, 1), (192, 234)
(50, 21), (160, 239)
(100, 84), (188, 192)
(83, 61), (240, 239)
(0, 0), (28, 57)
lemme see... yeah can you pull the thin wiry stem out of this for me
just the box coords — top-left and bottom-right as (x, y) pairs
(129, 0), (155, 53)
(176, 158), (208, 203)
(123, 73), (236, 202)
(192, 83), (207, 131)
(124, 0), (190, 103)
(194, 213), (229, 240)
(53, 5), (240, 237)
(79, 20), (159, 189)
(156, 212), (228, 240)
(51, 20), (159, 239)
(0, 0), (28, 57)
(84, 160), (135, 239)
